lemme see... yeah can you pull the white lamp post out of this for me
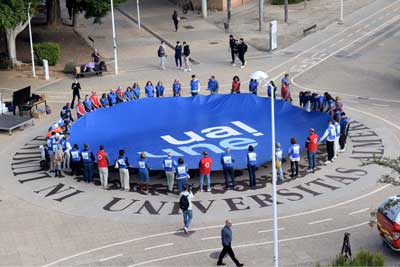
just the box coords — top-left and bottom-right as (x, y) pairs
(28, 3), (36, 77)
(250, 71), (278, 267)
(110, 0), (119, 75)
(137, 0), (141, 29)
(339, 0), (344, 24)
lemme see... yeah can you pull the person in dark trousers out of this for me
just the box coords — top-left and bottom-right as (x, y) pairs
(306, 128), (318, 172)
(172, 10), (180, 31)
(319, 120), (337, 164)
(339, 112), (350, 152)
(183, 41), (191, 72)
(71, 78), (81, 108)
(217, 219), (244, 267)
(238, 38), (248, 69)
(221, 147), (235, 189)
(80, 144), (95, 183)
(175, 41), (183, 68)
(229, 35), (238, 66)
(247, 145), (257, 187)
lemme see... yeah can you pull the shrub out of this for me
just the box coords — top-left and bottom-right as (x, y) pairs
(33, 42), (61, 66)
(272, 0), (305, 5)
(64, 62), (76, 73)
(332, 249), (384, 266)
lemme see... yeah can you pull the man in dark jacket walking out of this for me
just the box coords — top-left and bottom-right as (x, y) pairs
(217, 219), (244, 266)
(229, 35), (238, 66)
(175, 41), (183, 68)
(183, 41), (191, 72)
(238, 38), (248, 68)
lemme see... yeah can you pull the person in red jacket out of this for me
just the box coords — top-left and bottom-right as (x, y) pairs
(199, 151), (213, 192)
(305, 128), (318, 172)
(96, 145), (110, 189)
(76, 100), (86, 118)
(90, 91), (101, 109)
(231, 76), (241, 94)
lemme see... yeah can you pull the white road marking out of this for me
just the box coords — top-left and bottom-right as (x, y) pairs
(329, 43), (337, 48)
(371, 20), (377, 23)
(99, 254), (123, 262)
(258, 227), (285, 233)
(356, 28), (362, 33)
(201, 236), (220, 241)
(347, 33), (354, 37)
(308, 218), (333, 225)
(372, 103), (390, 107)
(144, 243), (174, 251)
(41, 184), (390, 267)
(128, 222), (369, 267)
(346, 107), (400, 132)
(348, 208), (369, 216)
(338, 38), (345, 43)
(342, 100), (359, 103)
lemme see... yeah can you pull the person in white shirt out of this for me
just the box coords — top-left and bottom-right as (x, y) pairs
(319, 120), (336, 164)
(179, 184), (194, 234)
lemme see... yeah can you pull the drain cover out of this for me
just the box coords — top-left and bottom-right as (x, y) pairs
(184, 25), (194, 29)
(209, 41), (219, 44)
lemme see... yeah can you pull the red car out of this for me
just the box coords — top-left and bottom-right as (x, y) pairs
(377, 195), (400, 251)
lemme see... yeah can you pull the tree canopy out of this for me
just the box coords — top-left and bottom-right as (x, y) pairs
(0, 0), (37, 29)
(68, 0), (127, 24)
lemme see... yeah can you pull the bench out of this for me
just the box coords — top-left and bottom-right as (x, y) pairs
(303, 24), (317, 36)
(74, 62), (107, 78)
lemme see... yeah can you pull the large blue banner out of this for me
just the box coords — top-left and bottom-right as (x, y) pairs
(69, 94), (330, 170)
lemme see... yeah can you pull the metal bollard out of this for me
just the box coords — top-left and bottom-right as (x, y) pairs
(42, 59), (49, 80)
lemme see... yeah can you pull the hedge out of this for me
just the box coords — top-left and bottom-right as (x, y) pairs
(33, 42), (61, 66)
(272, 0), (305, 5)
(332, 250), (384, 267)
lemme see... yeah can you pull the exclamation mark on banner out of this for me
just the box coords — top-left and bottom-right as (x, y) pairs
(231, 121), (264, 136)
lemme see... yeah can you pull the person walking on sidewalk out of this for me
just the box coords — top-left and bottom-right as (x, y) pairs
(229, 35), (238, 66)
(217, 219), (244, 267)
(183, 41), (191, 72)
(179, 184), (194, 234)
(238, 38), (248, 69)
(306, 128), (318, 172)
(71, 78), (81, 108)
(163, 152), (177, 192)
(172, 10), (180, 32)
(199, 151), (213, 192)
(158, 41), (167, 70)
(96, 145), (110, 189)
(175, 41), (183, 68)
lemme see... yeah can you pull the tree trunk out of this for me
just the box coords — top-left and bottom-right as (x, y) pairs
(5, 20), (30, 67)
(47, 0), (62, 25)
(72, 8), (79, 28)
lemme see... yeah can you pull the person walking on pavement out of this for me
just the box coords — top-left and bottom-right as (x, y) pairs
(158, 41), (167, 70)
(229, 35), (238, 66)
(217, 219), (244, 266)
(190, 75), (200, 96)
(247, 145), (257, 187)
(183, 41), (191, 72)
(306, 128), (318, 172)
(199, 151), (213, 192)
(176, 158), (190, 193)
(179, 184), (194, 234)
(96, 145), (110, 189)
(238, 38), (248, 68)
(207, 75), (219, 94)
(275, 143), (284, 184)
(80, 144), (95, 183)
(172, 10), (180, 32)
(319, 120), (336, 164)
(221, 147), (236, 189)
(163, 152), (177, 192)
(115, 149), (131, 191)
(175, 41), (183, 68)
(339, 112), (350, 152)
(71, 78), (81, 108)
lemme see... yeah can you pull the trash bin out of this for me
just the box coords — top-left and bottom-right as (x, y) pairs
(42, 59), (49, 80)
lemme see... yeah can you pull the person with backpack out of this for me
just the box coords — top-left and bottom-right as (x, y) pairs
(179, 184), (194, 234)
(158, 41), (167, 70)
(175, 158), (190, 193)
(237, 38), (248, 69)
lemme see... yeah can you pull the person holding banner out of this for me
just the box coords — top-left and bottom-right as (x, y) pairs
(247, 145), (257, 188)
(176, 158), (190, 193)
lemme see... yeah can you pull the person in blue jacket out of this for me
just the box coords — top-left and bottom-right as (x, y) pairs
(156, 81), (165, 97)
(247, 145), (257, 188)
(107, 89), (118, 106)
(288, 137), (300, 178)
(145, 81), (155, 98)
(175, 157), (190, 193)
(125, 87), (134, 101)
(80, 143), (95, 183)
(70, 144), (81, 176)
(172, 79), (181, 96)
(249, 79), (258, 95)
(267, 80), (277, 98)
(132, 83), (141, 100)
(163, 152), (177, 192)
(137, 152), (151, 191)
(190, 75), (200, 96)
(221, 147), (235, 189)
(100, 93), (109, 107)
(207, 76), (219, 95)
(83, 95), (93, 112)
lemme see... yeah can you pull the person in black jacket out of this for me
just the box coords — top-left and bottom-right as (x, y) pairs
(183, 41), (191, 72)
(238, 38), (248, 68)
(172, 10), (179, 31)
(175, 41), (183, 68)
(229, 35), (238, 66)
(71, 78), (81, 108)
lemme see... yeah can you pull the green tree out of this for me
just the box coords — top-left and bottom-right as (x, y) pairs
(0, 0), (38, 66)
